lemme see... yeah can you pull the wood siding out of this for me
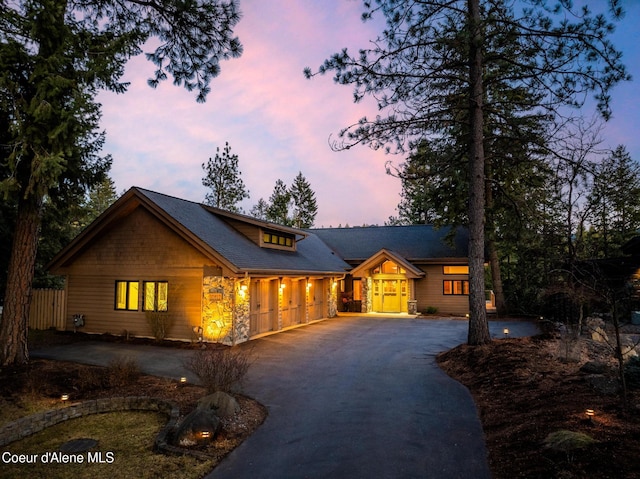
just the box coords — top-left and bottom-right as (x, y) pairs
(58, 207), (217, 340)
(414, 264), (469, 315)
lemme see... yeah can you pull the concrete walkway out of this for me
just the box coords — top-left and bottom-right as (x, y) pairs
(32, 316), (539, 479)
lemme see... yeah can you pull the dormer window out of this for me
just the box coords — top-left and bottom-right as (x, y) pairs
(262, 229), (295, 250)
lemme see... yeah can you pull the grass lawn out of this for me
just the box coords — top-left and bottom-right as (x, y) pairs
(1, 411), (216, 479)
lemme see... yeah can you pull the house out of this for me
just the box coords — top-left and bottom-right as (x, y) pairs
(48, 187), (471, 345)
(311, 226), (470, 315)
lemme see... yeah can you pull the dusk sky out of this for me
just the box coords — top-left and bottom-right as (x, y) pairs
(97, 0), (640, 228)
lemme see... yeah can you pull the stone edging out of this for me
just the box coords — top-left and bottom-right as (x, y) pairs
(0, 396), (214, 460)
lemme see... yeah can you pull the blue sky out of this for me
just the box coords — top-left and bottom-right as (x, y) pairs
(97, 0), (640, 227)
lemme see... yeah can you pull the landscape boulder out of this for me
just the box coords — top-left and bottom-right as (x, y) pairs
(197, 391), (240, 418)
(173, 408), (220, 447)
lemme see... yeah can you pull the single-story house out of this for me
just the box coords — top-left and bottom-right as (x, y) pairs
(48, 187), (471, 344)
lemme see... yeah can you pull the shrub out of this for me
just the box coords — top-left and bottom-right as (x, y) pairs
(423, 306), (438, 314)
(145, 311), (174, 341)
(106, 356), (141, 387)
(184, 347), (252, 393)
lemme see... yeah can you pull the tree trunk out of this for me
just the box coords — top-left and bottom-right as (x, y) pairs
(0, 195), (43, 367)
(485, 161), (507, 316)
(466, 0), (491, 345)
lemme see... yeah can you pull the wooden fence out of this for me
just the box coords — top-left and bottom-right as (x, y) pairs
(29, 289), (66, 330)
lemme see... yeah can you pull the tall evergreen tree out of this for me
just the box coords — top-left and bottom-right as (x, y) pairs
(0, 0), (243, 366)
(289, 172), (318, 228)
(585, 146), (640, 259)
(250, 198), (269, 221)
(202, 142), (249, 213)
(266, 179), (292, 226)
(307, 0), (628, 344)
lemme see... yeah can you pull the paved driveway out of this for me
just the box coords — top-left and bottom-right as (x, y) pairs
(33, 316), (538, 479)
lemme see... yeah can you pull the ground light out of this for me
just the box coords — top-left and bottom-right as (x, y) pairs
(61, 394), (69, 402)
(503, 328), (510, 337)
(586, 409), (595, 422)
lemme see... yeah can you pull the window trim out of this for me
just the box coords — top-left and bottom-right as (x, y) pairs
(143, 281), (169, 312)
(443, 280), (469, 296)
(443, 265), (469, 275)
(115, 280), (139, 311)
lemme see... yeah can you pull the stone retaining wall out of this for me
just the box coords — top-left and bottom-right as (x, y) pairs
(0, 397), (189, 457)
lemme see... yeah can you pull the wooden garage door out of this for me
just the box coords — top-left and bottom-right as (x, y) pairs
(281, 279), (305, 328)
(308, 279), (326, 321)
(250, 279), (277, 335)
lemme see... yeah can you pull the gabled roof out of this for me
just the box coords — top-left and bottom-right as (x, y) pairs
(349, 249), (426, 278)
(49, 187), (351, 276)
(310, 225), (468, 262)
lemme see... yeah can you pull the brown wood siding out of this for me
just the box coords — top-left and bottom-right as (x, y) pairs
(223, 218), (261, 245)
(61, 207), (218, 340)
(414, 264), (469, 315)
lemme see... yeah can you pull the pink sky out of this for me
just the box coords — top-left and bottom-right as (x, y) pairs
(97, 0), (640, 227)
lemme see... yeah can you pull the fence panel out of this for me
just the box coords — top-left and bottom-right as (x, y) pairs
(29, 289), (66, 330)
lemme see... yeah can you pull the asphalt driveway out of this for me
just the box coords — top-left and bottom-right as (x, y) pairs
(32, 316), (539, 479)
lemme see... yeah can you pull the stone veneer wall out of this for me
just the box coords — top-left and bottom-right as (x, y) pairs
(202, 276), (250, 346)
(328, 283), (338, 318)
(361, 278), (373, 313)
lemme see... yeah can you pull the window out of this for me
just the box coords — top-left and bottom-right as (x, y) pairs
(115, 281), (139, 311)
(372, 260), (406, 274)
(262, 230), (294, 248)
(443, 265), (469, 275)
(443, 280), (469, 295)
(144, 281), (169, 312)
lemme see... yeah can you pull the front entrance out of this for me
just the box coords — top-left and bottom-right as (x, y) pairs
(372, 278), (407, 313)
(371, 259), (408, 313)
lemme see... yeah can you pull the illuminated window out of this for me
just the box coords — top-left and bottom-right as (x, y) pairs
(443, 280), (469, 295)
(372, 260), (406, 274)
(115, 281), (139, 311)
(443, 265), (469, 275)
(143, 281), (169, 312)
(262, 229), (294, 248)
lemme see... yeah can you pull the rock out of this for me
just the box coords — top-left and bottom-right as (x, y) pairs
(173, 408), (220, 447)
(580, 361), (608, 375)
(197, 391), (240, 418)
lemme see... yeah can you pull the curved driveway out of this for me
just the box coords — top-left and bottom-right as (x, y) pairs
(32, 316), (538, 478)
(208, 317), (538, 479)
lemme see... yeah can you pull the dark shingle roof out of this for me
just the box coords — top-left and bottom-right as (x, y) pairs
(309, 225), (468, 262)
(137, 188), (351, 274)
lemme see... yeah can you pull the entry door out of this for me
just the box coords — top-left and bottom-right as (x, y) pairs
(372, 278), (407, 313)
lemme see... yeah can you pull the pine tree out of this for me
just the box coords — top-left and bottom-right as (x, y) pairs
(307, 0), (628, 344)
(0, 0), (243, 366)
(250, 198), (269, 220)
(266, 179), (292, 226)
(289, 172), (318, 228)
(202, 142), (249, 213)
